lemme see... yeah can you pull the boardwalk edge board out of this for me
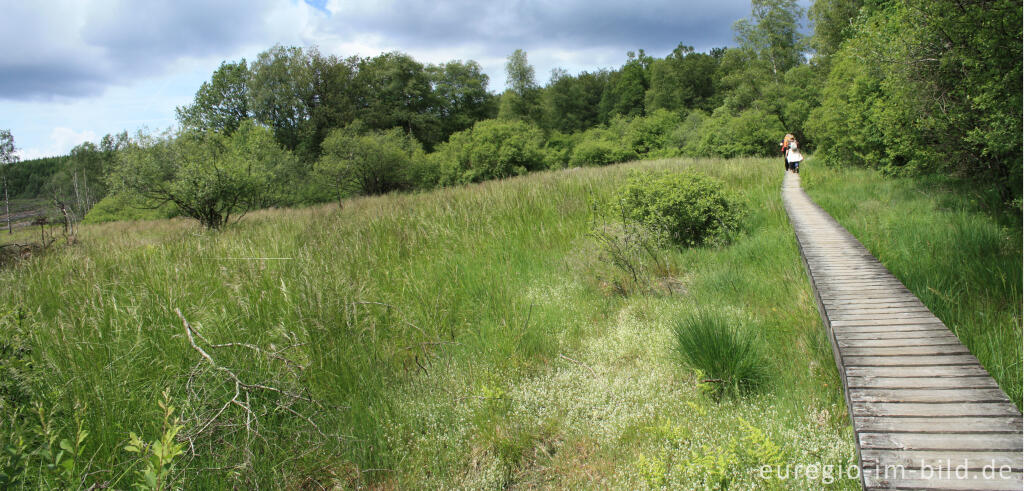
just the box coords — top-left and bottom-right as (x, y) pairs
(780, 173), (1023, 490)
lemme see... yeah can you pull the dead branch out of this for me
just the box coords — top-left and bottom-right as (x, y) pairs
(558, 354), (597, 377)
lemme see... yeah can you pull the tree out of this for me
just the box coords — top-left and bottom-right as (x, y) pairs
(176, 60), (251, 134)
(645, 45), (719, 113)
(354, 52), (438, 147)
(0, 129), (18, 234)
(107, 121), (292, 229)
(248, 45), (314, 151)
(428, 60), (496, 142)
(733, 0), (807, 78)
(314, 124), (424, 200)
(543, 69), (608, 133)
(432, 119), (546, 184)
(498, 49), (543, 124)
(599, 51), (652, 121)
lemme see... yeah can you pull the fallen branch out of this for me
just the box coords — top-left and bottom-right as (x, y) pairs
(559, 354), (597, 377)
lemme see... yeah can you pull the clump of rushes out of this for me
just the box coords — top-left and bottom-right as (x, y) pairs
(672, 310), (768, 396)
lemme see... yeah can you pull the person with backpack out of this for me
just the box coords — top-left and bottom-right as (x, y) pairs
(786, 136), (804, 173)
(780, 133), (794, 172)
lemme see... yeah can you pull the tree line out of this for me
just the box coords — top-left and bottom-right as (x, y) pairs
(2, 0), (1019, 229)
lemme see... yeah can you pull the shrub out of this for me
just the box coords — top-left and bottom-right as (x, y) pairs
(615, 171), (744, 247)
(315, 125), (425, 200)
(672, 310), (768, 395)
(432, 119), (545, 185)
(624, 109), (682, 156)
(83, 194), (178, 224)
(685, 107), (785, 158)
(569, 139), (636, 167)
(107, 121), (292, 229)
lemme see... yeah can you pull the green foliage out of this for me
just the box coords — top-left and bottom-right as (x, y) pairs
(123, 390), (184, 491)
(542, 70), (608, 133)
(248, 45), (314, 151)
(107, 121), (292, 229)
(315, 124), (427, 199)
(498, 50), (544, 125)
(624, 109), (682, 156)
(807, 0), (1022, 205)
(687, 107), (785, 158)
(672, 310), (768, 395)
(176, 60), (251, 134)
(615, 171), (744, 247)
(569, 138), (636, 167)
(599, 53), (649, 121)
(83, 193), (178, 224)
(355, 52), (439, 148)
(433, 119), (546, 184)
(645, 44), (719, 113)
(733, 0), (807, 77)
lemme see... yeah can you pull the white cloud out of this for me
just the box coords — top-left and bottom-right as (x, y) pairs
(17, 127), (98, 160)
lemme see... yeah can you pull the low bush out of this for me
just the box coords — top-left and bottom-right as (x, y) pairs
(432, 119), (546, 185)
(569, 139), (636, 167)
(615, 171), (744, 247)
(83, 193), (178, 224)
(672, 310), (768, 395)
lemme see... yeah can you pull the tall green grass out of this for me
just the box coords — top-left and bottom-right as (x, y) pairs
(802, 161), (1023, 407)
(0, 157), (864, 488)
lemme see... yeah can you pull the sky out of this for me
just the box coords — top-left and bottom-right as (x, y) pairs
(0, 0), (787, 160)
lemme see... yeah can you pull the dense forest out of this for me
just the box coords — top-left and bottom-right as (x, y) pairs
(2, 0), (1020, 227)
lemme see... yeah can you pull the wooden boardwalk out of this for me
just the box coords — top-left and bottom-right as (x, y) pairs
(781, 172), (1023, 490)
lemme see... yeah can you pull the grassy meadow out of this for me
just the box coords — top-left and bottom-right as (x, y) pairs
(14, 154), (1018, 488)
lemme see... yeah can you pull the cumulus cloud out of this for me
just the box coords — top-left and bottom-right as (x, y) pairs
(17, 127), (98, 160)
(0, 0), (751, 101)
(0, 0), (297, 100)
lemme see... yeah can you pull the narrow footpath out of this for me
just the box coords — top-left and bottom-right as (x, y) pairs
(781, 172), (1023, 490)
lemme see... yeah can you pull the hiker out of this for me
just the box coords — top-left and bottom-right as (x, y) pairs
(787, 137), (804, 173)
(780, 133), (795, 172)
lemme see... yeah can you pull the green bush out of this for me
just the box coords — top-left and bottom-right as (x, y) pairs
(541, 131), (578, 169)
(315, 125), (426, 200)
(624, 109), (682, 156)
(685, 107), (785, 158)
(83, 194), (178, 224)
(432, 119), (545, 185)
(569, 139), (636, 167)
(615, 171), (744, 247)
(672, 310), (768, 395)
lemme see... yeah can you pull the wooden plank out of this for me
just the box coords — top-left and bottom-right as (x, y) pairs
(832, 318), (946, 327)
(851, 402), (1022, 418)
(829, 313), (938, 321)
(859, 432), (1023, 451)
(860, 449), (1023, 471)
(854, 416), (1023, 434)
(843, 354), (980, 367)
(846, 366), (992, 378)
(834, 325), (951, 334)
(850, 388), (1011, 404)
(836, 331), (958, 341)
(863, 469), (1023, 490)
(838, 337), (962, 348)
(847, 376), (1000, 390)
(842, 345), (971, 356)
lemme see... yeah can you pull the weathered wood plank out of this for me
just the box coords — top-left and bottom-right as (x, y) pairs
(832, 318), (948, 327)
(843, 354), (980, 366)
(850, 388), (1011, 404)
(842, 345), (971, 356)
(860, 449), (1023, 471)
(838, 337), (962, 348)
(846, 366), (992, 378)
(859, 432), (1023, 451)
(847, 376), (1000, 389)
(836, 331), (958, 341)
(863, 469), (1023, 490)
(854, 416), (1022, 434)
(851, 402), (1022, 418)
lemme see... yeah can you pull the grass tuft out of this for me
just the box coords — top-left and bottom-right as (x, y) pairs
(672, 310), (768, 395)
